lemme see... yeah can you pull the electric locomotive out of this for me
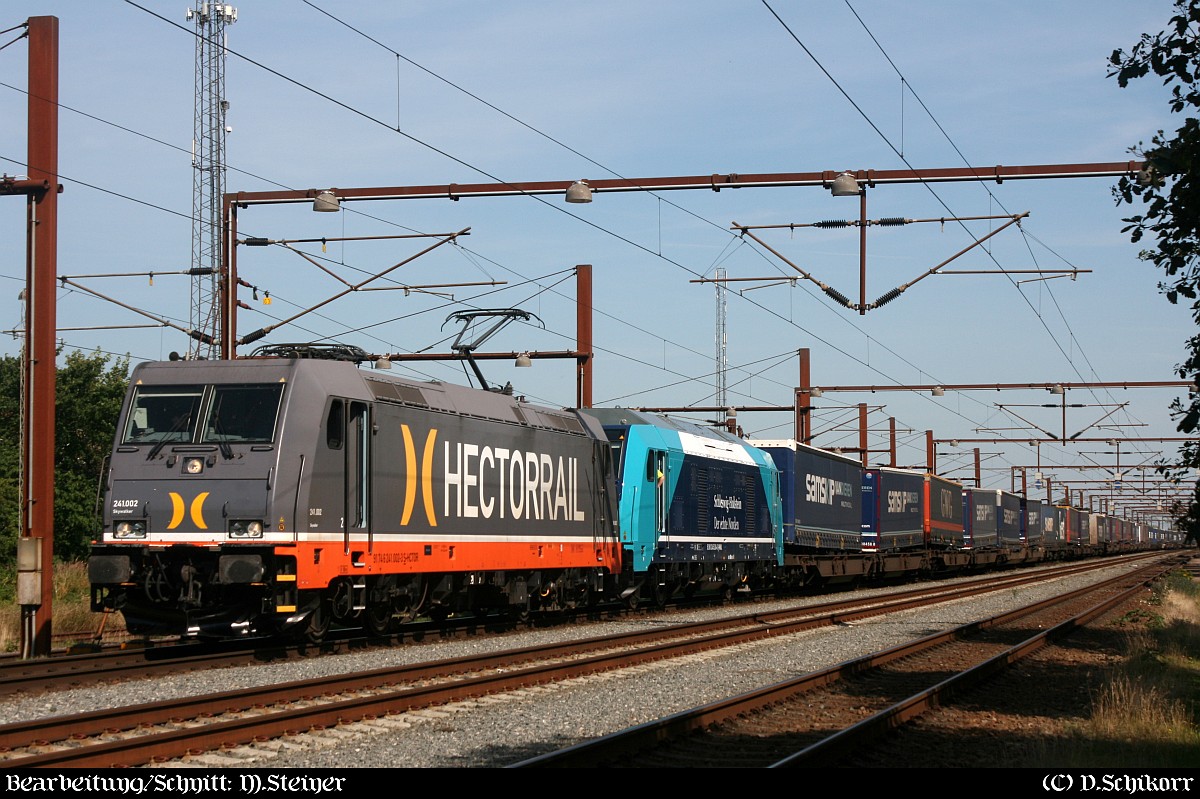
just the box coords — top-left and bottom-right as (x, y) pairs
(580, 408), (782, 605)
(89, 355), (621, 639)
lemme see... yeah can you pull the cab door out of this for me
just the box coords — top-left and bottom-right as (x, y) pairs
(649, 449), (667, 544)
(342, 400), (370, 552)
(310, 398), (371, 552)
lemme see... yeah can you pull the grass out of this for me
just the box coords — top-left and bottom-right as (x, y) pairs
(1037, 568), (1200, 767)
(0, 560), (125, 652)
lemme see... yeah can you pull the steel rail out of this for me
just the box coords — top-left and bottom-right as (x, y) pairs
(769, 572), (1159, 767)
(0, 554), (1141, 698)
(0, 557), (1160, 767)
(509, 558), (1176, 767)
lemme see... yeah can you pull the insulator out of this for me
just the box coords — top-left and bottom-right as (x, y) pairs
(188, 329), (215, 344)
(876, 217), (908, 226)
(240, 328), (268, 344)
(823, 286), (853, 308)
(814, 219), (850, 229)
(187, 267), (216, 276)
(244, 237), (271, 247)
(873, 287), (904, 307)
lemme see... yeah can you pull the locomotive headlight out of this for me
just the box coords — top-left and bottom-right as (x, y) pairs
(228, 519), (264, 539)
(113, 521), (146, 539)
(184, 457), (204, 475)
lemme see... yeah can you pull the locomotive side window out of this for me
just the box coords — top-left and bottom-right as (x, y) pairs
(326, 401), (344, 449)
(647, 450), (667, 534)
(122, 386), (204, 443)
(202, 384), (284, 443)
(348, 401), (369, 529)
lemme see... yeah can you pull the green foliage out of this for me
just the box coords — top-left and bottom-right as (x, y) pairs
(1110, 1), (1200, 543)
(1164, 567), (1199, 598)
(0, 350), (129, 569)
(1149, 570), (1196, 620)
(1117, 606), (1163, 628)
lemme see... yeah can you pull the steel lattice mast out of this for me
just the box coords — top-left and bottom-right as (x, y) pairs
(188, 3), (235, 358)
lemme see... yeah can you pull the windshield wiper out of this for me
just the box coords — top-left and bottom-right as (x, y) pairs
(146, 412), (193, 461)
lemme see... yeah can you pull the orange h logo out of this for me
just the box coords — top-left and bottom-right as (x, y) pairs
(167, 492), (209, 530)
(400, 425), (438, 526)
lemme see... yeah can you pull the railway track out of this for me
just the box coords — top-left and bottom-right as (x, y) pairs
(0, 554), (1158, 697)
(0, 554), (1175, 768)
(509, 559), (1171, 767)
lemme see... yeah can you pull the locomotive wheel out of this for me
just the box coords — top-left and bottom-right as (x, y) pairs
(649, 568), (671, 609)
(330, 580), (354, 620)
(395, 577), (430, 624)
(508, 603), (531, 624)
(365, 602), (393, 637)
(365, 577), (398, 636)
(303, 597), (331, 644)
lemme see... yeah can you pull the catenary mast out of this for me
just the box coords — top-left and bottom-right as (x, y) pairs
(715, 267), (728, 424)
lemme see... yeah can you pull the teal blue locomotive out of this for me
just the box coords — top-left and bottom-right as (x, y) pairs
(578, 409), (783, 605)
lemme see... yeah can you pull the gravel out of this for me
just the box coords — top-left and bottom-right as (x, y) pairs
(0, 557), (1161, 768)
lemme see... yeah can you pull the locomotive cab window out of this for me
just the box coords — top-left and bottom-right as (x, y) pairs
(122, 383), (284, 445)
(202, 384), (284, 443)
(122, 386), (204, 443)
(601, 426), (628, 482)
(647, 449), (667, 534)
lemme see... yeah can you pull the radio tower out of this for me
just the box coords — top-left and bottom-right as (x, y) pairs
(187, 3), (236, 358)
(715, 267), (728, 423)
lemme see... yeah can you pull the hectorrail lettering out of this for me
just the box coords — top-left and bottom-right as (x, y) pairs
(443, 441), (585, 523)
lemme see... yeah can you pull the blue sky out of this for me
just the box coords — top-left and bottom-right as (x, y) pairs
(1, 1), (1193, 521)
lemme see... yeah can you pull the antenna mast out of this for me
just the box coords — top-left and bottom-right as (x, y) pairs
(187, 3), (236, 358)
